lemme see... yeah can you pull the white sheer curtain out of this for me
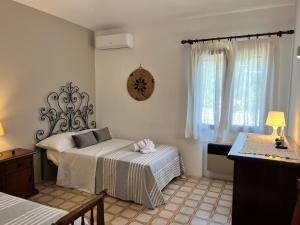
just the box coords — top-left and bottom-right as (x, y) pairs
(220, 38), (278, 136)
(185, 38), (279, 140)
(185, 42), (232, 140)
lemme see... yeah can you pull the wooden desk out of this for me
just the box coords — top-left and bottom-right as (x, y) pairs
(228, 133), (300, 225)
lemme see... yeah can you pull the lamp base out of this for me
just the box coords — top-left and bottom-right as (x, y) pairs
(271, 126), (279, 137)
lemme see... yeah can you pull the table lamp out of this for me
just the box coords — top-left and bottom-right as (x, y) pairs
(265, 111), (286, 137)
(0, 122), (4, 137)
(297, 46), (300, 59)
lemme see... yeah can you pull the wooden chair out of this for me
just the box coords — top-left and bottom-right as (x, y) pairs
(291, 180), (300, 225)
(52, 191), (106, 225)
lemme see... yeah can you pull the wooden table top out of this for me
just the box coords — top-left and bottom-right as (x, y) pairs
(0, 148), (35, 163)
(228, 132), (300, 166)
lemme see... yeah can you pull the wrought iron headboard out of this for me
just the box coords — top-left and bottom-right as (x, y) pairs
(35, 82), (96, 141)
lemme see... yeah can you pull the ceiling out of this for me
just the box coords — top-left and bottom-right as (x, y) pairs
(13, 0), (295, 30)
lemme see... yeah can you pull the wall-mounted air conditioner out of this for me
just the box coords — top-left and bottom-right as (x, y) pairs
(95, 33), (134, 50)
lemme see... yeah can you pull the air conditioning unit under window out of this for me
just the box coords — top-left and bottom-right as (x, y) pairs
(95, 33), (134, 50)
(207, 143), (233, 174)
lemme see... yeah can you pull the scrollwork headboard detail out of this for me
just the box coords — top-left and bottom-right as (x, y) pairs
(35, 82), (96, 142)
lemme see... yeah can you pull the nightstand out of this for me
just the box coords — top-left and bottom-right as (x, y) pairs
(0, 148), (38, 198)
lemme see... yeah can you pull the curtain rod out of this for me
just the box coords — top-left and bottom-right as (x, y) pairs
(181, 30), (294, 45)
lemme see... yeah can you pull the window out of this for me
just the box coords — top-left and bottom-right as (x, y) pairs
(198, 46), (269, 130)
(231, 54), (266, 128)
(199, 52), (225, 125)
(186, 39), (276, 139)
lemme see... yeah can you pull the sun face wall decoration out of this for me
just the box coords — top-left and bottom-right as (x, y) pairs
(127, 65), (155, 101)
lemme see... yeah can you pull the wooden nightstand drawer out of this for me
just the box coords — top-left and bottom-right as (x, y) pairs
(0, 178), (3, 191)
(4, 156), (31, 174)
(0, 148), (38, 198)
(4, 168), (32, 196)
(0, 164), (3, 191)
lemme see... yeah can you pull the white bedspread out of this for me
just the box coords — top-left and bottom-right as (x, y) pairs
(47, 150), (60, 166)
(56, 139), (134, 193)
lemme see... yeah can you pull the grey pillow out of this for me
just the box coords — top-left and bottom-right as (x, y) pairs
(72, 131), (98, 149)
(93, 127), (112, 143)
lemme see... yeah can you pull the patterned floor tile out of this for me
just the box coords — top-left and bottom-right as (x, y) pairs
(152, 217), (168, 225)
(196, 209), (211, 219)
(30, 177), (232, 225)
(191, 217), (209, 225)
(108, 205), (123, 214)
(174, 213), (190, 223)
(180, 206), (194, 215)
(165, 203), (180, 212)
(211, 213), (229, 223)
(136, 213), (152, 223)
(122, 209), (138, 218)
(111, 217), (129, 225)
(159, 210), (174, 219)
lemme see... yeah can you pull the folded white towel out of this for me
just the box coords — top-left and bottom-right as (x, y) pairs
(140, 146), (156, 154)
(140, 139), (156, 154)
(131, 143), (140, 152)
(130, 140), (146, 152)
(131, 139), (156, 154)
(137, 140), (147, 149)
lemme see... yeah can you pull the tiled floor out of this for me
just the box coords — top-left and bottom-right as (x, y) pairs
(30, 177), (232, 225)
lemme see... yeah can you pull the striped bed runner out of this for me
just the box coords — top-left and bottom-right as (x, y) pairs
(0, 192), (83, 225)
(96, 145), (184, 209)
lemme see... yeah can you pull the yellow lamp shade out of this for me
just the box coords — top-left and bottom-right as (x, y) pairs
(265, 111), (286, 127)
(0, 122), (4, 137)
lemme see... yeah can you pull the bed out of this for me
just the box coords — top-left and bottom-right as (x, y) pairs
(34, 83), (184, 209)
(0, 191), (105, 225)
(42, 137), (183, 209)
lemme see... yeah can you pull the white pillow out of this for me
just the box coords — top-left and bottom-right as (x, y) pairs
(36, 132), (75, 152)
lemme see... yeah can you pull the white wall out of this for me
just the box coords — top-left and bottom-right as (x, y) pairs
(95, 6), (295, 178)
(0, 0), (95, 181)
(289, 0), (300, 146)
